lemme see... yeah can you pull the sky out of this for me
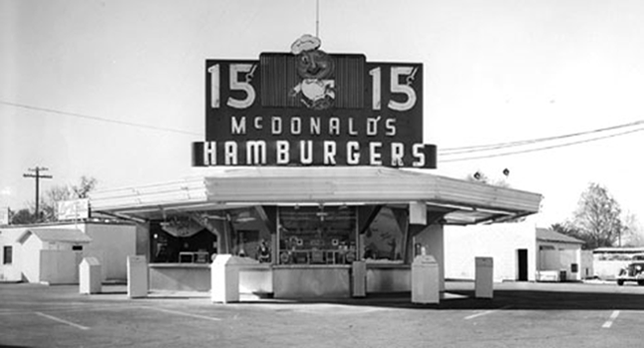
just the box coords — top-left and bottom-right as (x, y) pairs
(1, 0), (644, 227)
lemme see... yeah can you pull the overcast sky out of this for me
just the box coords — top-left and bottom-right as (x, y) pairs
(2, 0), (644, 227)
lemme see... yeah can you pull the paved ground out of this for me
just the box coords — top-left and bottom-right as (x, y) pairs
(1, 280), (644, 348)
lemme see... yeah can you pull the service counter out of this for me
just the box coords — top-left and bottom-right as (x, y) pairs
(149, 262), (273, 294)
(366, 262), (411, 293)
(273, 264), (351, 298)
(149, 261), (412, 297)
(149, 263), (211, 292)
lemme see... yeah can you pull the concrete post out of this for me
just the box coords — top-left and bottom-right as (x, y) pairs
(475, 257), (494, 299)
(79, 257), (102, 294)
(411, 255), (439, 304)
(352, 261), (366, 297)
(211, 255), (240, 303)
(127, 255), (148, 298)
(211, 254), (259, 303)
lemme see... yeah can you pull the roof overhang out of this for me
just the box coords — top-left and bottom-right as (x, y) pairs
(90, 167), (542, 225)
(17, 228), (92, 244)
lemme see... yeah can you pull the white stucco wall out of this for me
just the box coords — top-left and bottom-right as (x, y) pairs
(0, 228), (28, 281)
(39, 250), (84, 284)
(444, 223), (537, 282)
(20, 232), (44, 283)
(537, 241), (584, 281)
(0, 227), (82, 283)
(413, 224), (445, 291)
(580, 250), (594, 279)
(85, 223), (136, 281)
(1, 222), (136, 283)
(48, 222), (136, 281)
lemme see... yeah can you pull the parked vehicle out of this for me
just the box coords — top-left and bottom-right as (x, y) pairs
(617, 261), (644, 286)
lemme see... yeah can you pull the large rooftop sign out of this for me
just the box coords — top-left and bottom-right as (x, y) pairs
(193, 35), (436, 168)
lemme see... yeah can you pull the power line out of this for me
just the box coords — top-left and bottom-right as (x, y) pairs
(4, 100), (641, 164)
(440, 126), (644, 163)
(1, 101), (203, 136)
(440, 119), (644, 155)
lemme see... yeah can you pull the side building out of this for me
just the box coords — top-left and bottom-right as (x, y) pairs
(0, 221), (137, 284)
(444, 222), (588, 282)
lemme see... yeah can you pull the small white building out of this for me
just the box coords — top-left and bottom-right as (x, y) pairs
(0, 221), (137, 284)
(445, 222), (588, 282)
(535, 228), (588, 281)
(12, 228), (91, 284)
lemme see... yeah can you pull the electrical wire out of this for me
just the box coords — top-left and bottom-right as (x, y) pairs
(440, 119), (644, 155)
(3, 100), (642, 163)
(440, 126), (644, 163)
(0, 100), (204, 137)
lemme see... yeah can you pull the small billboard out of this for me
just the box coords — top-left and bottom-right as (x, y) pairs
(57, 199), (90, 221)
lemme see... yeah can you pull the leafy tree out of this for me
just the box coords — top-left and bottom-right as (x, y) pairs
(10, 208), (37, 225)
(569, 182), (624, 249)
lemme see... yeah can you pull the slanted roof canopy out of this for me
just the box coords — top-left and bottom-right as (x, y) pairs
(90, 167), (542, 225)
(17, 228), (92, 244)
(536, 228), (584, 245)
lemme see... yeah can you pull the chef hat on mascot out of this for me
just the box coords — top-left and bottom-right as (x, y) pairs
(291, 34), (322, 55)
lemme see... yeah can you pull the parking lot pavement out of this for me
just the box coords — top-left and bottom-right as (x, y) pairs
(2, 281), (644, 348)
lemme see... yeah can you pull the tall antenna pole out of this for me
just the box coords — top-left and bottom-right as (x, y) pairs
(316, 0), (320, 37)
(23, 166), (53, 221)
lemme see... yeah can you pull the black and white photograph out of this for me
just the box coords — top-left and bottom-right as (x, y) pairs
(2, 0), (644, 347)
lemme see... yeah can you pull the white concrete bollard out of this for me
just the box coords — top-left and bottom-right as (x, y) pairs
(411, 254), (439, 304)
(127, 255), (148, 298)
(79, 257), (102, 294)
(475, 257), (494, 299)
(211, 255), (258, 304)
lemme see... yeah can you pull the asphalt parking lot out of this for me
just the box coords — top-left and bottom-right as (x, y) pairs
(1, 280), (644, 348)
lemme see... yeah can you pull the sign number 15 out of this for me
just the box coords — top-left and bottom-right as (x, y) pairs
(208, 63), (256, 109)
(209, 62), (418, 112)
(369, 66), (418, 112)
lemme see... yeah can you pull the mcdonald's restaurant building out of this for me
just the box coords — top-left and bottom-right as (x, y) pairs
(90, 37), (542, 298)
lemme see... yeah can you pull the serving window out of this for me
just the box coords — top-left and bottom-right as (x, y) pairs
(277, 206), (357, 265)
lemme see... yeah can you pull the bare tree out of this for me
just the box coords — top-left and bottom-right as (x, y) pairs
(571, 182), (624, 249)
(39, 176), (98, 222)
(72, 176), (97, 198)
(622, 212), (644, 247)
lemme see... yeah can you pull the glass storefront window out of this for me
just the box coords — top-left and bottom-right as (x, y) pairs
(149, 219), (218, 263)
(363, 207), (403, 262)
(231, 208), (272, 263)
(277, 206), (357, 265)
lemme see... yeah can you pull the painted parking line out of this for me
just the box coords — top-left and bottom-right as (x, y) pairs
(464, 305), (511, 320)
(602, 310), (620, 328)
(0, 303), (138, 316)
(145, 307), (222, 321)
(35, 312), (90, 330)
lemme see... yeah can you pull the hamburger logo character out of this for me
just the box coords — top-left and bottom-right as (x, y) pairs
(289, 34), (335, 110)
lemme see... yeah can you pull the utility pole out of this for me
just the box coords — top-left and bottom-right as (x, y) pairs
(23, 167), (53, 222)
